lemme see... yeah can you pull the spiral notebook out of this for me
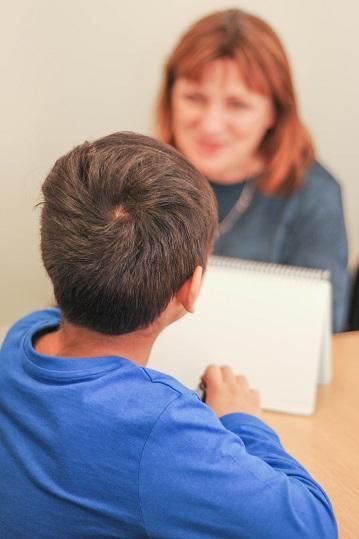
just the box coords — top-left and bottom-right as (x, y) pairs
(150, 256), (332, 415)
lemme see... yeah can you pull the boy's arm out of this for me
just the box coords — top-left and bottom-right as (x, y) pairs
(139, 393), (337, 539)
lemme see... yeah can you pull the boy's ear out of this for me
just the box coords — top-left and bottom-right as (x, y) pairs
(175, 266), (203, 314)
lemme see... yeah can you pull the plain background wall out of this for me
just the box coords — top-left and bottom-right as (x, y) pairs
(1, 0), (358, 325)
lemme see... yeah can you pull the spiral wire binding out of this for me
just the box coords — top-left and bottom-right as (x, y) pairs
(209, 255), (330, 282)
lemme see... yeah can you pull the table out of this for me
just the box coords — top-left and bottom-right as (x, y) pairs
(263, 332), (359, 539)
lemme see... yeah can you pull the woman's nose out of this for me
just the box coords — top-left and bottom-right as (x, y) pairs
(199, 103), (226, 136)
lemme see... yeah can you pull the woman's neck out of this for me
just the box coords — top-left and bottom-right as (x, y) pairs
(209, 156), (264, 185)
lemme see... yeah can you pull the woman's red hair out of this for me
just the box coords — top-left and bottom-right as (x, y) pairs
(155, 9), (315, 194)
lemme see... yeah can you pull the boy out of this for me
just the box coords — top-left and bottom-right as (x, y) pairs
(0, 133), (337, 538)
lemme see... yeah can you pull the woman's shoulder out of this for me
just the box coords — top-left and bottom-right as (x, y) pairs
(284, 161), (343, 216)
(301, 161), (342, 198)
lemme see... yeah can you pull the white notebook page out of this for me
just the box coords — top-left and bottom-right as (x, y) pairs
(150, 256), (331, 415)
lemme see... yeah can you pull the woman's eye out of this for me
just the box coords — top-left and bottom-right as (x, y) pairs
(183, 93), (205, 103)
(227, 99), (249, 109)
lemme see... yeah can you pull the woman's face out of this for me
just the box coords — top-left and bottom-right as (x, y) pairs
(171, 58), (275, 183)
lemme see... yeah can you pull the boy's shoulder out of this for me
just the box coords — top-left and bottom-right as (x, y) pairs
(2, 308), (60, 348)
(2, 308), (200, 406)
(142, 365), (198, 399)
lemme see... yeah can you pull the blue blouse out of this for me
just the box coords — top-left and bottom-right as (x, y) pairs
(210, 161), (349, 332)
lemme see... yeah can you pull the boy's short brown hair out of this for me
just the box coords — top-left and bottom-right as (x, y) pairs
(40, 132), (217, 335)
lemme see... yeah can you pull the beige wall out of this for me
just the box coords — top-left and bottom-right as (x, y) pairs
(1, 0), (358, 325)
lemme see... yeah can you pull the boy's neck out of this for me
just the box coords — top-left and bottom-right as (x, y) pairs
(34, 320), (161, 367)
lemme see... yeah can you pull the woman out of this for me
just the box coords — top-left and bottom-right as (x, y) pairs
(155, 8), (349, 332)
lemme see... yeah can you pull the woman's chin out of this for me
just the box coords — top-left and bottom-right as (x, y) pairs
(193, 162), (240, 184)
(190, 159), (226, 181)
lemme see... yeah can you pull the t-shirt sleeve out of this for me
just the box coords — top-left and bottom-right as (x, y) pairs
(138, 393), (337, 539)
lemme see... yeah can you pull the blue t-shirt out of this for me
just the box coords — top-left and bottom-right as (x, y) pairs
(211, 161), (349, 332)
(0, 309), (337, 538)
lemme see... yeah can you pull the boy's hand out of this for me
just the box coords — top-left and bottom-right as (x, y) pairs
(201, 364), (261, 418)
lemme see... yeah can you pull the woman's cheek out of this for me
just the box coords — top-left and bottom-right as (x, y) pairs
(181, 108), (201, 129)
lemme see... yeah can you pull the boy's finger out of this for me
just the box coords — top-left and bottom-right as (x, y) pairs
(220, 365), (235, 382)
(201, 364), (222, 386)
(235, 374), (249, 389)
